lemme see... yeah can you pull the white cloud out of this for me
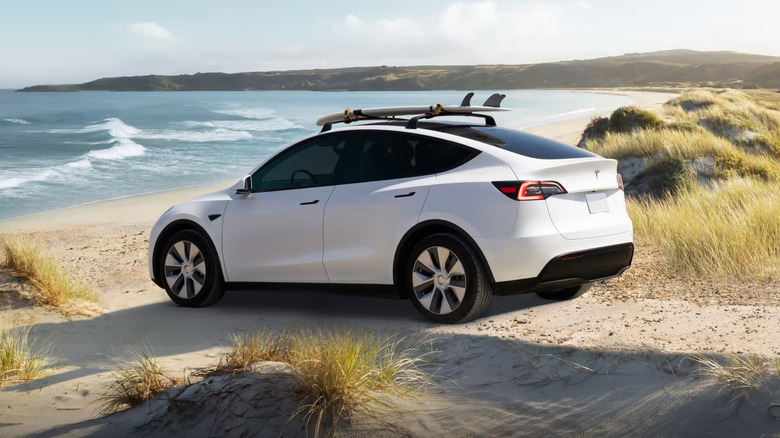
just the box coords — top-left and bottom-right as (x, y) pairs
(377, 17), (424, 36)
(327, 2), (562, 67)
(575, 1), (591, 10)
(335, 14), (366, 31)
(127, 22), (173, 41)
(439, 1), (499, 38)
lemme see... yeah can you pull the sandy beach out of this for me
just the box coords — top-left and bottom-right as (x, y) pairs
(2, 89), (779, 437)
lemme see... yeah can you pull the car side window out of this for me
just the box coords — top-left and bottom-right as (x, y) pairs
(251, 134), (345, 192)
(333, 132), (478, 185)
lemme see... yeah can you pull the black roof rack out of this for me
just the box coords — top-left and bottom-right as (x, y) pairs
(318, 92), (508, 132)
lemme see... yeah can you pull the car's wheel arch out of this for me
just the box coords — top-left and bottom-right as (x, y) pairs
(393, 219), (495, 298)
(152, 219), (225, 288)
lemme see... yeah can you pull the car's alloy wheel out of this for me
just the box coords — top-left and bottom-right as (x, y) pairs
(159, 230), (224, 307)
(412, 246), (467, 315)
(165, 240), (206, 299)
(406, 233), (491, 323)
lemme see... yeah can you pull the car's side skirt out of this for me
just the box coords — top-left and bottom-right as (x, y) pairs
(224, 282), (401, 299)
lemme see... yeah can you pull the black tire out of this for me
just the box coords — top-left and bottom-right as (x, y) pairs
(158, 230), (225, 307)
(405, 233), (492, 324)
(535, 283), (592, 301)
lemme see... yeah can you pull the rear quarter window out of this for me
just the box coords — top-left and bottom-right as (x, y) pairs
(436, 125), (598, 160)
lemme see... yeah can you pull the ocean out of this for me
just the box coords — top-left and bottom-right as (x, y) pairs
(0, 90), (632, 220)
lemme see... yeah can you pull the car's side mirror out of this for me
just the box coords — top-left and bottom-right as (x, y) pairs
(235, 175), (252, 194)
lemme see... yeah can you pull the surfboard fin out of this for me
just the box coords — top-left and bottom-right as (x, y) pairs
(483, 93), (506, 108)
(460, 92), (474, 107)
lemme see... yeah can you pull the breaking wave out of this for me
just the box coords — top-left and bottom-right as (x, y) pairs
(86, 138), (147, 160)
(3, 118), (31, 125)
(49, 117), (253, 143)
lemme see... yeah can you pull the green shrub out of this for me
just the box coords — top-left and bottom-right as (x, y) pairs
(608, 106), (665, 133)
(716, 154), (777, 180)
(581, 117), (609, 141)
(646, 156), (693, 195)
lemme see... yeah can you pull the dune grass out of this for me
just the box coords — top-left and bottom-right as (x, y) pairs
(582, 89), (780, 279)
(288, 328), (430, 436)
(199, 327), (430, 437)
(99, 345), (181, 415)
(204, 330), (291, 375)
(1, 234), (96, 309)
(0, 325), (50, 386)
(694, 354), (772, 400)
(587, 128), (780, 181)
(628, 178), (780, 279)
(661, 89), (780, 156)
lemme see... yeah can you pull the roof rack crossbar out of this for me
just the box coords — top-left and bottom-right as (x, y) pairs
(321, 114), (399, 132)
(406, 113), (496, 129)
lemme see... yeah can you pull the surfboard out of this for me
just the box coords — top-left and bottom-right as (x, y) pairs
(315, 93), (510, 126)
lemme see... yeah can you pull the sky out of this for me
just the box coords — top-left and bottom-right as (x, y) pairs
(1, 0), (779, 88)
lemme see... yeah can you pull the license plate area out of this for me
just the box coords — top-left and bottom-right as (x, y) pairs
(585, 193), (609, 214)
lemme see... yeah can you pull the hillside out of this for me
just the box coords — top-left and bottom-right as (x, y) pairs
(18, 49), (780, 92)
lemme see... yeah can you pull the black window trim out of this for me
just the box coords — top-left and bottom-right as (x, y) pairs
(247, 129), (481, 194)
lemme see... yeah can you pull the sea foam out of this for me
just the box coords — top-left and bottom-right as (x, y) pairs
(180, 118), (301, 132)
(213, 107), (276, 120)
(3, 118), (31, 125)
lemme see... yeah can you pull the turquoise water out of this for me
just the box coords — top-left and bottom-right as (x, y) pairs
(0, 90), (632, 220)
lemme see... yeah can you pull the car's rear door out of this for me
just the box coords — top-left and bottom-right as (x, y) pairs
(322, 131), (477, 284)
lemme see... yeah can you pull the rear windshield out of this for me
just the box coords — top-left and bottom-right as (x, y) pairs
(431, 125), (598, 160)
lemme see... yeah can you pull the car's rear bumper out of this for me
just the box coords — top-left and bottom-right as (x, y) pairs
(492, 242), (634, 296)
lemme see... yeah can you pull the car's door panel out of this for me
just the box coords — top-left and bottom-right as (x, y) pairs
(220, 134), (346, 283)
(322, 131), (477, 285)
(222, 186), (335, 282)
(323, 177), (433, 284)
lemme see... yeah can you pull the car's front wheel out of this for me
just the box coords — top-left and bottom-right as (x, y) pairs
(406, 233), (492, 324)
(535, 283), (592, 301)
(159, 230), (224, 307)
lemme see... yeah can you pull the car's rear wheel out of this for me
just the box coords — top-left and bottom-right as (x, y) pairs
(535, 283), (592, 301)
(159, 230), (224, 307)
(406, 233), (491, 323)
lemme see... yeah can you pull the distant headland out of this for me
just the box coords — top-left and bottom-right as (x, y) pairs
(17, 49), (780, 92)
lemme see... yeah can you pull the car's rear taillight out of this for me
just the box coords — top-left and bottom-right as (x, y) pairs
(617, 174), (624, 191)
(492, 181), (567, 201)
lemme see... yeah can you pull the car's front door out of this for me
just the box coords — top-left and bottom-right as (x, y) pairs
(222, 134), (346, 283)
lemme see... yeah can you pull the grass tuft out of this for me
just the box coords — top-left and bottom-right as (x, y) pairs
(1, 234), (96, 308)
(694, 354), (769, 400)
(98, 345), (180, 415)
(288, 328), (429, 436)
(201, 328), (430, 437)
(203, 330), (291, 375)
(0, 325), (50, 386)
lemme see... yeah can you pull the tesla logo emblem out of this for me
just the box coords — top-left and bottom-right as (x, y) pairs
(594, 170), (600, 179)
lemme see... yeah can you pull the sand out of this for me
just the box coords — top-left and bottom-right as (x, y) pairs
(523, 90), (678, 144)
(1, 89), (779, 437)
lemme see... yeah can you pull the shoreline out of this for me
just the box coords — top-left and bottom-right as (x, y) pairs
(524, 89), (676, 144)
(0, 89), (676, 230)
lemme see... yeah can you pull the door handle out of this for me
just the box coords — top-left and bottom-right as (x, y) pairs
(394, 192), (415, 198)
(300, 200), (319, 205)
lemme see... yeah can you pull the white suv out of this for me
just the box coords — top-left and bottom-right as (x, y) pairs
(148, 95), (633, 323)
